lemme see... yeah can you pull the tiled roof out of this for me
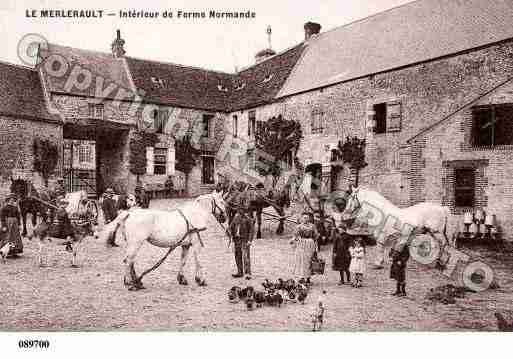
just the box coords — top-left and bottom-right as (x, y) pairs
(229, 44), (305, 111)
(125, 57), (233, 112)
(0, 61), (58, 122)
(278, 0), (513, 97)
(38, 43), (134, 98)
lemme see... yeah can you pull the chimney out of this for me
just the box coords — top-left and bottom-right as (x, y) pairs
(111, 29), (126, 58)
(304, 22), (321, 40)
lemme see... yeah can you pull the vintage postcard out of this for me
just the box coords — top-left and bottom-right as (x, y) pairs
(1, 0), (513, 352)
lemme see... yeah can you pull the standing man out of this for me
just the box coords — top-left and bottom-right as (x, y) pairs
(102, 188), (119, 247)
(164, 175), (175, 198)
(135, 184), (150, 209)
(52, 178), (66, 199)
(229, 188), (255, 280)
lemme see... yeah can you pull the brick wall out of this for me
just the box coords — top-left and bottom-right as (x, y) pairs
(0, 115), (62, 199)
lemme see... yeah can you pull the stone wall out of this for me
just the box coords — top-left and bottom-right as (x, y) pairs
(0, 115), (62, 199)
(217, 40), (513, 205)
(410, 80), (513, 240)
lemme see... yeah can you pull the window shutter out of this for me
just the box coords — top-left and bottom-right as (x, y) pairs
(146, 146), (154, 175)
(387, 102), (402, 132)
(167, 147), (175, 175)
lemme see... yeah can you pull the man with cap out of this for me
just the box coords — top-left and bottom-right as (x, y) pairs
(52, 178), (66, 200)
(102, 188), (119, 247)
(0, 194), (23, 257)
(229, 186), (255, 279)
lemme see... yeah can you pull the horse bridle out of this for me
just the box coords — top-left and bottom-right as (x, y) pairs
(346, 190), (362, 217)
(211, 197), (227, 223)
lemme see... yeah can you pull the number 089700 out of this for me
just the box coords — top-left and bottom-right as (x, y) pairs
(18, 339), (50, 349)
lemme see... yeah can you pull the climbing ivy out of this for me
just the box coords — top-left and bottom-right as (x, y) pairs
(129, 130), (159, 175)
(255, 114), (302, 186)
(33, 138), (59, 186)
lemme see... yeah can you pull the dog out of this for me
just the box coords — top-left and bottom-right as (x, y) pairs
(0, 242), (14, 263)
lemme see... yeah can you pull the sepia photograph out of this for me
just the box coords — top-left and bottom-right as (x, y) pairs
(1, 0), (513, 354)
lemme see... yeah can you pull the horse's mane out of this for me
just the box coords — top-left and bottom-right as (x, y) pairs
(356, 187), (396, 208)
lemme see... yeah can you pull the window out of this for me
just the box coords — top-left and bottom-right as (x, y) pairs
(202, 114), (214, 137)
(154, 148), (167, 175)
(78, 143), (92, 164)
(89, 103), (104, 119)
(153, 109), (168, 134)
(374, 103), (387, 134)
(454, 168), (475, 208)
(472, 105), (513, 147)
(151, 77), (165, 87)
(233, 115), (238, 138)
(201, 150), (215, 184)
(248, 111), (256, 137)
(311, 109), (325, 134)
(372, 101), (402, 134)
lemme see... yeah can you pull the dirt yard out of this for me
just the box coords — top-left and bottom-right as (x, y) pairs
(1, 198), (512, 331)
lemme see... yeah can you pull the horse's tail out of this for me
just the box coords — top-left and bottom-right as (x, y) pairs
(98, 211), (130, 246)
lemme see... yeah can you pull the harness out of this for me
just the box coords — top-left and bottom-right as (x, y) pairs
(135, 208), (206, 283)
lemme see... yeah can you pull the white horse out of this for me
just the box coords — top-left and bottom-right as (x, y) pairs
(97, 190), (228, 291)
(341, 187), (454, 268)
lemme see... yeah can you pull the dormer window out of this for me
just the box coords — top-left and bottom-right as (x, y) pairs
(151, 77), (165, 87)
(217, 84), (229, 92)
(234, 82), (246, 91)
(262, 74), (274, 83)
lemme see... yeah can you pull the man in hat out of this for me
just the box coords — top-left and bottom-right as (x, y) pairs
(164, 175), (175, 198)
(52, 178), (66, 200)
(135, 184), (150, 209)
(0, 194), (23, 257)
(102, 188), (119, 247)
(229, 187), (255, 279)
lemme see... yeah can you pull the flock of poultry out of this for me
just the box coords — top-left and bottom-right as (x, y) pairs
(228, 278), (310, 310)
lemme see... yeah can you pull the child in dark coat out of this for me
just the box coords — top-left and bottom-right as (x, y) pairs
(332, 223), (352, 285)
(390, 241), (410, 297)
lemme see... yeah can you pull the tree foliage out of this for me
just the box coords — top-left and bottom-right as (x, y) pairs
(254, 115), (302, 183)
(332, 136), (368, 186)
(175, 134), (201, 175)
(129, 130), (159, 175)
(33, 138), (59, 185)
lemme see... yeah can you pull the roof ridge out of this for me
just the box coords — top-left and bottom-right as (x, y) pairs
(316, 0), (420, 39)
(0, 59), (36, 71)
(126, 55), (235, 76)
(237, 43), (305, 73)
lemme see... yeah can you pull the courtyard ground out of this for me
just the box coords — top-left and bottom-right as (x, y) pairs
(0, 198), (512, 331)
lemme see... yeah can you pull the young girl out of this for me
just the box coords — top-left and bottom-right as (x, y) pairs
(291, 211), (319, 285)
(349, 237), (366, 287)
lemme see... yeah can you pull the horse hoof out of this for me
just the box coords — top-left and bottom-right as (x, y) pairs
(195, 277), (207, 286)
(177, 274), (188, 286)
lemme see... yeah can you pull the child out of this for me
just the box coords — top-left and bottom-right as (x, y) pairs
(312, 290), (327, 331)
(349, 237), (366, 287)
(0, 194), (23, 257)
(390, 241), (410, 297)
(332, 221), (352, 285)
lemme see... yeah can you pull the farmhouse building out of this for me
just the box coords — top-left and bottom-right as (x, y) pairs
(1, 0), (513, 237)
